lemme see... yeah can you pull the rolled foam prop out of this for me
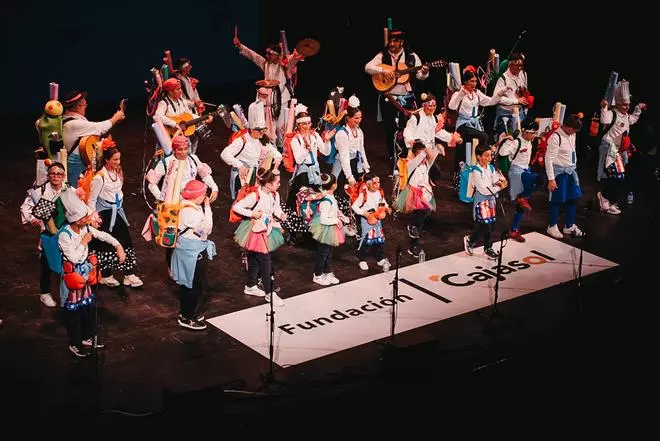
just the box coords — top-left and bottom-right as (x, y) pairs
(326, 100), (336, 118)
(604, 71), (618, 104)
(161, 64), (169, 81)
(387, 17), (393, 30)
(152, 117), (173, 155)
(280, 30), (290, 56)
(171, 159), (186, 204)
(448, 63), (461, 90)
(285, 98), (297, 134)
(494, 54), (500, 74)
(49, 82), (59, 101)
(230, 111), (244, 130)
(383, 28), (388, 47)
(552, 102), (562, 122)
(558, 104), (567, 124)
(233, 104), (249, 129)
(513, 106), (521, 132)
(59, 148), (68, 183)
(164, 50), (175, 75)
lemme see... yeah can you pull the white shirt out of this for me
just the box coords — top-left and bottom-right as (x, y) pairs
(493, 70), (528, 112)
(351, 188), (388, 217)
(178, 202), (213, 241)
(238, 44), (299, 104)
(318, 194), (341, 226)
(407, 151), (431, 189)
(449, 89), (516, 116)
(601, 106), (642, 147)
(232, 188), (284, 226)
(335, 126), (370, 182)
(88, 167), (123, 210)
(291, 132), (330, 166)
(20, 183), (66, 225)
(545, 128), (577, 181)
(471, 164), (503, 197)
(62, 113), (113, 155)
(498, 137), (533, 169)
(221, 133), (280, 170)
(403, 111), (452, 148)
(155, 97), (197, 128)
(147, 154), (218, 201)
(364, 50), (428, 95)
(58, 225), (120, 264)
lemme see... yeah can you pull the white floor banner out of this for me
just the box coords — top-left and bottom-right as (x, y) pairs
(208, 233), (617, 367)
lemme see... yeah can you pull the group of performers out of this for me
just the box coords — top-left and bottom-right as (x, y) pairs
(18, 25), (647, 356)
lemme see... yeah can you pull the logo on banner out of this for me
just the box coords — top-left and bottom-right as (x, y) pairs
(429, 249), (556, 287)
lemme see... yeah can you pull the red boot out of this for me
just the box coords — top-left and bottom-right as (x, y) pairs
(509, 230), (526, 243)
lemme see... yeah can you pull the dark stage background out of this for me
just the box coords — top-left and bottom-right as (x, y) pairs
(4, 1), (655, 127)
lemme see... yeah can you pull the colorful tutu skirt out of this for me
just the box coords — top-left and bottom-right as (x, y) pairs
(234, 220), (285, 253)
(308, 217), (345, 247)
(394, 186), (436, 213)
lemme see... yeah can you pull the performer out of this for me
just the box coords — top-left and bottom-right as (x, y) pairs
(233, 35), (304, 147)
(393, 141), (438, 258)
(146, 135), (218, 271)
(231, 169), (287, 307)
(155, 78), (212, 155)
(497, 119), (541, 242)
(221, 101), (281, 199)
(280, 104), (333, 238)
(20, 162), (69, 308)
(365, 29), (429, 162)
(545, 114), (585, 239)
(351, 172), (391, 271)
(175, 57), (202, 103)
(58, 188), (125, 357)
(403, 92), (462, 180)
(449, 70), (525, 179)
(493, 53), (530, 137)
(596, 80), (646, 214)
(463, 144), (508, 260)
(87, 142), (143, 288)
(171, 180), (216, 331)
(309, 174), (348, 286)
(62, 91), (125, 186)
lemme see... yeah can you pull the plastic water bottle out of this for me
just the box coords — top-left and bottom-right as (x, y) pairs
(627, 191), (634, 205)
(418, 250), (426, 263)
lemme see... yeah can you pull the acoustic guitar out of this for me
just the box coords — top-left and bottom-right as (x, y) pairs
(166, 108), (224, 137)
(372, 60), (446, 92)
(79, 99), (126, 167)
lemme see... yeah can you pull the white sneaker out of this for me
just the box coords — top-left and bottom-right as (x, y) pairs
(343, 225), (357, 237)
(313, 273), (331, 286)
(40, 293), (57, 308)
(597, 192), (610, 211)
(377, 258), (391, 272)
(244, 285), (266, 297)
(265, 292), (285, 307)
(123, 274), (143, 288)
(606, 205), (621, 215)
(547, 225), (563, 239)
(359, 261), (369, 271)
(100, 276), (120, 287)
(324, 273), (340, 285)
(563, 224), (585, 237)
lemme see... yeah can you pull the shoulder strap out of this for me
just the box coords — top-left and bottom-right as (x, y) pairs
(233, 135), (247, 158)
(511, 138), (523, 161)
(62, 116), (76, 125)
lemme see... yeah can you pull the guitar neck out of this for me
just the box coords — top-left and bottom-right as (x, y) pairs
(186, 110), (218, 126)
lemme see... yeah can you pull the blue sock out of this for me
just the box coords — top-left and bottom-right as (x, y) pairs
(511, 211), (524, 231)
(565, 201), (577, 227)
(548, 202), (561, 227)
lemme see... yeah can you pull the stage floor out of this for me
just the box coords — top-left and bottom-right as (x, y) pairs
(1, 92), (658, 432)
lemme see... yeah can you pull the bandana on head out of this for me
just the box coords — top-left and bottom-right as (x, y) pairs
(181, 180), (207, 200)
(172, 135), (188, 149)
(163, 78), (180, 92)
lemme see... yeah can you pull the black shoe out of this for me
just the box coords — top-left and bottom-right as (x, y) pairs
(178, 317), (207, 331)
(407, 246), (420, 258)
(484, 248), (499, 260)
(179, 313), (205, 322)
(407, 225), (420, 239)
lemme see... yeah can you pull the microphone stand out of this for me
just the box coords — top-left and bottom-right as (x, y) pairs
(259, 268), (277, 388)
(389, 245), (403, 342)
(478, 185), (520, 331)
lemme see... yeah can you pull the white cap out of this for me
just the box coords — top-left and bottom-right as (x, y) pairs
(248, 100), (266, 129)
(60, 188), (92, 223)
(614, 80), (631, 105)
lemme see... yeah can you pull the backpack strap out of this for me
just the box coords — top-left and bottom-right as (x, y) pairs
(511, 138), (523, 161)
(62, 116), (82, 154)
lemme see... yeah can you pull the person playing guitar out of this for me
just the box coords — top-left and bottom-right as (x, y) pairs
(154, 78), (213, 155)
(364, 29), (429, 164)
